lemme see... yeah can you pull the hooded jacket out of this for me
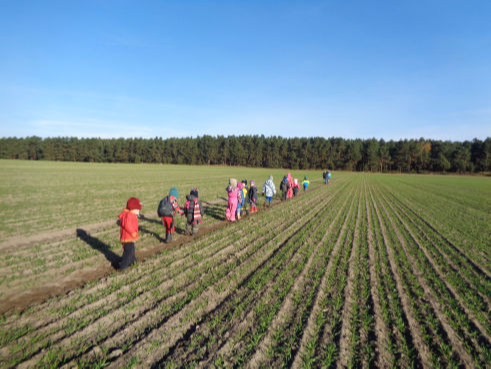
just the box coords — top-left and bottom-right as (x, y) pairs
(119, 209), (139, 243)
(263, 176), (276, 197)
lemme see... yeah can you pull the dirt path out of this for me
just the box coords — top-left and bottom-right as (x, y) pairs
(0, 214), (225, 315)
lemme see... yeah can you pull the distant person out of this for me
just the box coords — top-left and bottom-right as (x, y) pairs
(119, 197), (142, 270)
(287, 173), (294, 199)
(248, 179), (258, 213)
(323, 170), (331, 184)
(302, 176), (310, 191)
(292, 178), (300, 197)
(225, 178), (239, 222)
(236, 182), (245, 220)
(158, 187), (183, 243)
(262, 175), (276, 207)
(280, 175), (290, 201)
(184, 188), (203, 236)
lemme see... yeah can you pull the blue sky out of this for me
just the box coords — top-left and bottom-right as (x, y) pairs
(1, 1), (490, 141)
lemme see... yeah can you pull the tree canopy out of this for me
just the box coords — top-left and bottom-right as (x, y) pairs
(1, 135), (490, 173)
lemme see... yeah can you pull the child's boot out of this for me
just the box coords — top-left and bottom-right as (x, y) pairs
(166, 232), (172, 243)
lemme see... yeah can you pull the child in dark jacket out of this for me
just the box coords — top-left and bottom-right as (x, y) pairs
(280, 176), (290, 201)
(119, 197), (141, 270)
(184, 188), (203, 236)
(248, 179), (258, 213)
(160, 187), (183, 243)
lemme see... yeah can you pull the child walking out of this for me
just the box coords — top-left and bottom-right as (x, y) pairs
(292, 178), (300, 197)
(280, 175), (290, 201)
(302, 176), (310, 191)
(236, 182), (245, 220)
(226, 178), (239, 222)
(240, 180), (248, 216)
(158, 187), (183, 243)
(184, 188), (203, 236)
(119, 197), (142, 270)
(287, 173), (294, 199)
(248, 179), (258, 213)
(262, 175), (276, 207)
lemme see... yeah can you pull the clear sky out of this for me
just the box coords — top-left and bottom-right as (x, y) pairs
(1, 0), (490, 141)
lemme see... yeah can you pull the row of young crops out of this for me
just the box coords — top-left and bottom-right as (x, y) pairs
(1, 173), (490, 368)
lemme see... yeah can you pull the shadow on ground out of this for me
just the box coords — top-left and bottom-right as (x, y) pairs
(203, 202), (226, 221)
(76, 229), (120, 269)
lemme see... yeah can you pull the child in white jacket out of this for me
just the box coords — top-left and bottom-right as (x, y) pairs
(262, 175), (276, 207)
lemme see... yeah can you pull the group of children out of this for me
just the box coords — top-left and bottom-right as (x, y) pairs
(225, 178), (259, 222)
(226, 173), (311, 222)
(279, 173), (310, 201)
(118, 187), (204, 269)
(118, 173), (314, 269)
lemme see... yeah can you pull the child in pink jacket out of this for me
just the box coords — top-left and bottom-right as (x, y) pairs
(225, 178), (238, 222)
(287, 173), (294, 199)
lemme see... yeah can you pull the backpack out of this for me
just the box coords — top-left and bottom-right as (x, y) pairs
(157, 196), (173, 217)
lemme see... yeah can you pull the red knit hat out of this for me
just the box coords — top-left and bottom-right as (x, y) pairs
(126, 197), (142, 210)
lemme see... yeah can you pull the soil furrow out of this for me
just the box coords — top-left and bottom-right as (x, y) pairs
(245, 186), (351, 368)
(365, 182), (395, 368)
(385, 190), (491, 310)
(291, 185), (359, 368)
(380, 189), (491, 342)
(382, 184), (491, 281)
(132, 188), (336, 368)
(369, 186), (428, 368)
(376, 193), (477, 368)
(106, 197), (329, 369)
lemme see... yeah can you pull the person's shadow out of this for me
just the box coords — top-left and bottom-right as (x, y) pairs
(139, 214), (161, 225)
(140, 214), (187, 237)
(76, 229), (120, 269)
(203, 202), (226, 221)
(139, 225), (166, 243)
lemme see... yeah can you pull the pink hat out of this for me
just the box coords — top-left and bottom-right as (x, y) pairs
(237, 182), (243, 189)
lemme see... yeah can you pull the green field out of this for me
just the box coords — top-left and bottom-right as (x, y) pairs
(0, 160), (490, 368)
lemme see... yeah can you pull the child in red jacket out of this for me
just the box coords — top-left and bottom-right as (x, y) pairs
(119, 197), (142, 270)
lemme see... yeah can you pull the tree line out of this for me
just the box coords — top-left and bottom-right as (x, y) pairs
(1, 135), (490, 173)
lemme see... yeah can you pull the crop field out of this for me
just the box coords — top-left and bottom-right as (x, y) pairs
(0, 160), (490, 368)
